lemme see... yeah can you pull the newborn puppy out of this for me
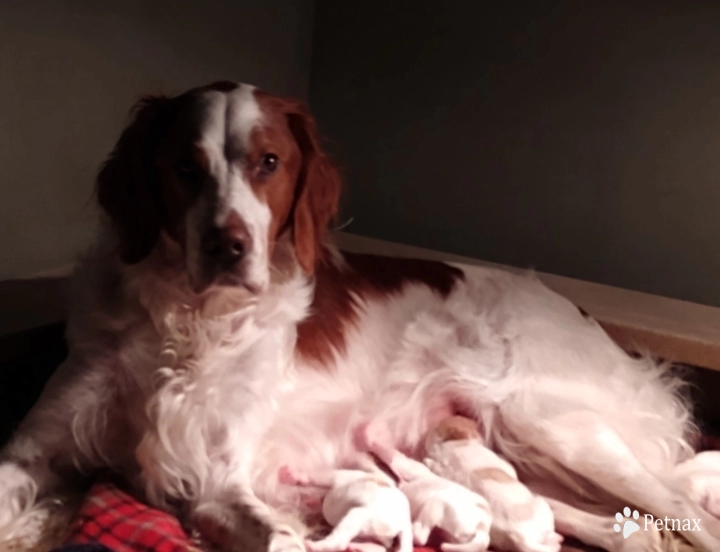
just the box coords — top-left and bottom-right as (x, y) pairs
(356, 423), (492, 552)
(278, 454), (413, 552)
(424, 416), (562, 552)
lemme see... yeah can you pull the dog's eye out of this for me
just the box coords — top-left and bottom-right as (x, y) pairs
(177, 160), (199, 179)
(259, 153), (279, 175)
(175, 160), (205, 194)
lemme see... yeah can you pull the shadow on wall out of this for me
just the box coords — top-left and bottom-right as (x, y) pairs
(309, 1), (720, 307)
(0, 0), (314, 281)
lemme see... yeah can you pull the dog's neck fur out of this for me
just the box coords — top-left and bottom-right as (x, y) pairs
(66, 228), (318, 505)
(118, 230), (311, 343)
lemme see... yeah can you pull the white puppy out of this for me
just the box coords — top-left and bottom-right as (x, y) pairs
(357, 422), (492, 552)
(423, 416), (562, 552)
(278, 455), (413, 552)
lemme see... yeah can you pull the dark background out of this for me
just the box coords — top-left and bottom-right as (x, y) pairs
(310, 1), (720, 307)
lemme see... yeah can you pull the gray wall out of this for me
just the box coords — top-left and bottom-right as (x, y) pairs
(0, 0), (314, 280)
(310, 1), (720, 307)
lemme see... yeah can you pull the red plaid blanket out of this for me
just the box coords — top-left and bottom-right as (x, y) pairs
(65, 482), (199, 552)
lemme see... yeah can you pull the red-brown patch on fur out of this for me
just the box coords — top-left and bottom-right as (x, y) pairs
(252, 91), (342, 273)
(295, 252), (465, 367)
(240, 111), (301, 256)
(431, 415), (481, 441)
(472, 467), (515, 484)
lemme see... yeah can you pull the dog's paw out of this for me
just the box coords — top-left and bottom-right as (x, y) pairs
(0, 462), (37, 529)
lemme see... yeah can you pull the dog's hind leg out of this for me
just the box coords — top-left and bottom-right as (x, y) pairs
(501, 410), (720, 551)
(544, 497), (661, 552)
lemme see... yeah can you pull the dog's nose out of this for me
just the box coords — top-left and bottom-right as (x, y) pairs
(201, 221), (250, 265)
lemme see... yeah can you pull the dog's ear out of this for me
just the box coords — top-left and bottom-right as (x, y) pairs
(285, 104), (342, 274)
(96, 96), (172, 264)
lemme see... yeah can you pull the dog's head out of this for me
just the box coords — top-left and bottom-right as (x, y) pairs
(96, 81), (341, 293)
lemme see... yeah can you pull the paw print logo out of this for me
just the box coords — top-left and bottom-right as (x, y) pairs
(614, 507), (641, 539)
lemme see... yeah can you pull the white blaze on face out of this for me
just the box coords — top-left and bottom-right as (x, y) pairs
(185, 84), (272, 292)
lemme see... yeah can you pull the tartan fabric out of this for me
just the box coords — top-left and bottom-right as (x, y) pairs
(65, 482), (199, 552)
(53, 546), (114, 552)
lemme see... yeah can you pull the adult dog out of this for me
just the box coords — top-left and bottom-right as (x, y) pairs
(0, 81), (717, 552)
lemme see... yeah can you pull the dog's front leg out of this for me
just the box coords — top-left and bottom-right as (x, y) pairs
(0, 354), (115, 542)
(192, 484), (305, 552)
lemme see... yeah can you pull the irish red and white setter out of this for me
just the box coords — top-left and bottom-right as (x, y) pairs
(1, 81), (719, 552)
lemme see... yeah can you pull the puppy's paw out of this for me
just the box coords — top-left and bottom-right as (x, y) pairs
(440, 534), (491, 552)
(517, 530), (563, 552)
(412, 521), (431, 545)
(545, 531), (563, 551)
(422, 457), (449, 478)
(353, 421), (392, 454)
(268, 525), (305, 552)
(304, 538), (343, 552)
(352, 422), (373, 451)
